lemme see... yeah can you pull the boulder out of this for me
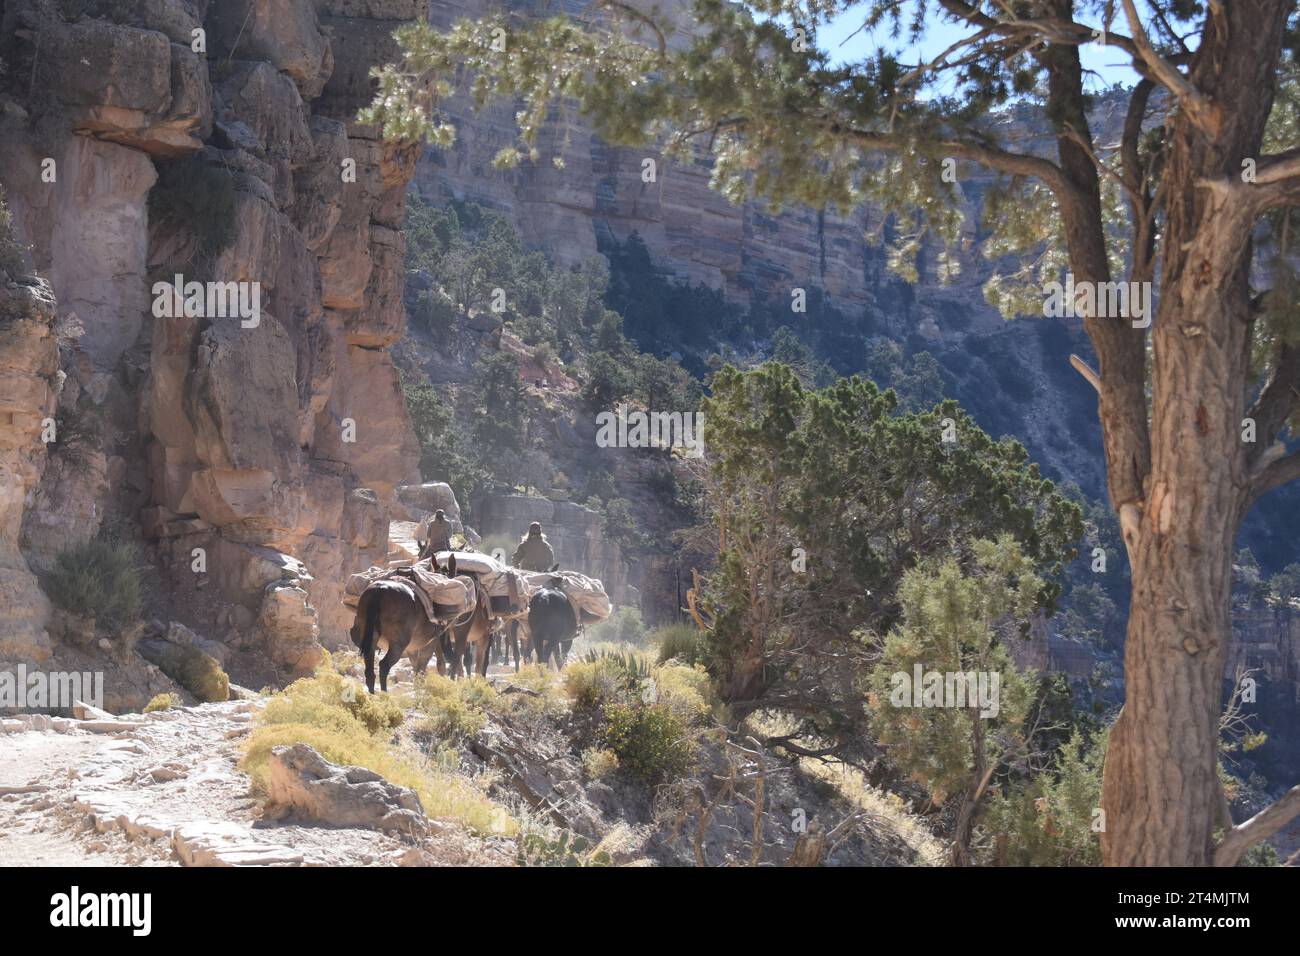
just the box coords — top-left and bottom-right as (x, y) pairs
(256, 580), (324, 676)
(396, 482), (462, 523)
(263, 743), (428, 834)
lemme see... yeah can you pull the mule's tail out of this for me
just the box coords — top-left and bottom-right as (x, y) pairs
(361, 590), (381, 658)
(357, 586), (386, 692)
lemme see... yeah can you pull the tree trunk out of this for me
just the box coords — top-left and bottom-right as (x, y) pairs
(1097, 0), (1289, 865)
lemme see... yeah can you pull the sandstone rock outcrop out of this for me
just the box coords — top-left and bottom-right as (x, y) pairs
(0, 278), (60, 665)
(0, 0), (428, 664)
(264, 743), (429, 834)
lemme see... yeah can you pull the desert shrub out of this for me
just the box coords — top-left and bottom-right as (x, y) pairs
(139, 642), (229, 703)
(43, 535), (143, 629)
(654, 624), (705, 666)
(602, 701), (694, 786)
(262, 668), (401, 736)
(50, 401), (104, 466)
(563, 655), (630, 712)
(581, 747), (620, 779)
(496, 664), (567, 720)
(246, 667), (513, 835)
(981, 729), (1105, 866)
(148, 160), (237, 260)
(588, 606), (646, 645)
(416, 673), (489, 742)
(143, 692), (180, 713)
(650, 663), (714, 725)
(565, 651), (700, 785)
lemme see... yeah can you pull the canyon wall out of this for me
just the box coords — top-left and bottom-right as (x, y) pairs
(0, 0), (427, 675)
(411, 0), (1112, 501)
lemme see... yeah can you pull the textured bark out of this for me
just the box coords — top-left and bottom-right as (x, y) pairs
(1097, 0), (1291, 866)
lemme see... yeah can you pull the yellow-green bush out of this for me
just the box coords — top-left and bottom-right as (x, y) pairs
(603, 701), (694, 786)
(416, 673), (487, 742)
(581, 747), (619, 780)
(563, 656), (630, 712)
(653, 624), (706, 666)
(245, 668), (513, 836)
(260, 669), (401, 736)
(651, 663), (714, 725)
(143, 692), (180, 713)
(499, 664), (568, 720)
(138, 642), (229, 703)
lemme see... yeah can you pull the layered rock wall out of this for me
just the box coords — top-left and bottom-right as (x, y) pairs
(0, 0), (427, 668)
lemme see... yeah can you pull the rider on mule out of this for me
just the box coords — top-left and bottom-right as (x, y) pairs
(512, 521), (555, 572)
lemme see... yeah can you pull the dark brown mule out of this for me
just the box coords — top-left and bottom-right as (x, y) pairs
(350, 579), (441, 694)
(527, 571), (578, 670)
(352, 553), (486, 691)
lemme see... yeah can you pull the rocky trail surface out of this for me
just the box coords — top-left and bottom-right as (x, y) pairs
(0, 700), (499, 867)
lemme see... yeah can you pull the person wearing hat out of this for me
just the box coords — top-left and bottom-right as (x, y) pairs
(419, 508), (453, 560)
(512, 521), (555, 571)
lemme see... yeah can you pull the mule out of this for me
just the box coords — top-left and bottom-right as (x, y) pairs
(350, 578), (441, 694)
(351, 553), (490, 690)
(527, 574), (578, 670)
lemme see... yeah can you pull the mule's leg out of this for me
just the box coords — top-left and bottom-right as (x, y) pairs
(363, 634), (378, 695)
(559, 639), (573, 669)
(450, 631), (466, 679)
(379, 627), (408, 693)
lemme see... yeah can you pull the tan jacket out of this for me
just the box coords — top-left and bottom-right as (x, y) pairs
(423, 515), (452, 555)
(512, 533), (555, 571)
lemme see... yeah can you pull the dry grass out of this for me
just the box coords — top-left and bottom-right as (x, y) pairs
(243, 668), (516, 837)
(746, 712), (946, 865)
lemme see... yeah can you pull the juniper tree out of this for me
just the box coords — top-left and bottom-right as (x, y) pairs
(366, 0), (1300, 865)
(867, 536), (1040, 865)
(692, 363), (1080, 757)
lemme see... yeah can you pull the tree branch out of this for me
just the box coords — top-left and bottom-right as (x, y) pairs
(1214, 783), (1300, 867)
(1070, 354), (1102, 394)
(1120, 0), (1223, 136)
(1246, 341), (1300, 466)
(1248, 447), (1300, 508)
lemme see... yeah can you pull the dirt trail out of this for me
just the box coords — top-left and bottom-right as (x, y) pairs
(0, 701), (495, 867)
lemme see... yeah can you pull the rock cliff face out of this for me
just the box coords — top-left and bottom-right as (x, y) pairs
(0, 279), (60, 665)
(410, 0), (1113, 501)
(0, 0), (427, 671)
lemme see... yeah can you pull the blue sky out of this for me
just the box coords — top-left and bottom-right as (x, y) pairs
(816, 8), (1142, 91)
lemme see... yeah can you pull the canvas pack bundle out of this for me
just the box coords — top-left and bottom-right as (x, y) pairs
(523, 569), (613, 623)
(343, 562), (476, 622)
(432, 550), (533, 616)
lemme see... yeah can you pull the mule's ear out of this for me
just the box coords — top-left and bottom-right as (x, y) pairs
(549, 563), (560, 573)
(447, 553), (457, 578)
